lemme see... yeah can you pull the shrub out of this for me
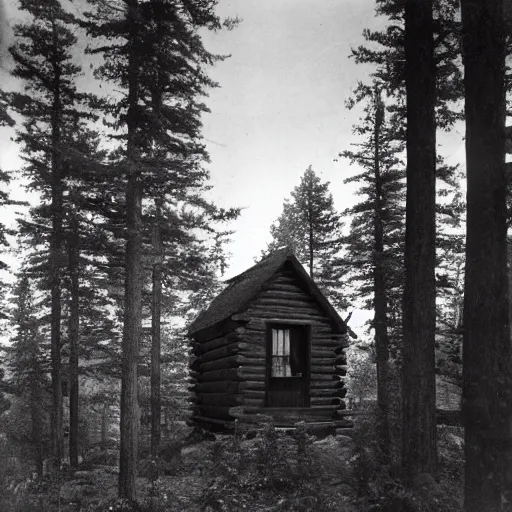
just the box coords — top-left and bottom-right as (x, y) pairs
(351, 403), (463, 512)
(199, 421), (348, 512)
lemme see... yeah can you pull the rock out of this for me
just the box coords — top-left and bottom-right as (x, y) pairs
(181, 442), (214, 462)
(181, 445), (200, 457)
(184, 427), (216, 444)
(447, 433), (464, 449)
(314, 435), (337, 446)
(336, 483), (354, 496)
(92, 466), (118, 476)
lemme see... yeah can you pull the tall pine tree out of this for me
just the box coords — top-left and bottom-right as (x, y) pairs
(266, 166), (347, 309)
(8, 0), (91, 465)
(461, 0), (512, 508)
(82, 0), (237, 498)
(402, 0), (437, 482)
(341, 88), (405, 457)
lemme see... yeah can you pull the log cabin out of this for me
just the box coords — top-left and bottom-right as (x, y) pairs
(188, 247), (352, 433)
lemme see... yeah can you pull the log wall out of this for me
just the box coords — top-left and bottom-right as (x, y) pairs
(189, 262), (351, 431)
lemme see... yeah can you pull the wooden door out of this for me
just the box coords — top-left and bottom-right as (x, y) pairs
(266, 325), (310, 407)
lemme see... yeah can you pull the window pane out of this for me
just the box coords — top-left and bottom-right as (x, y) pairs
(272, 329), (291, 356)
(272, 329), (278, 356)
(272, 356), (283, 377)
(271, 329), (292, 377)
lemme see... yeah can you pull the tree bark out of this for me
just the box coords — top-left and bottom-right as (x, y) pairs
(308, 213), (314, 278)
(150, 207), (163, 457)
(68, 208), (80, 468)
(119, 0), (142, 501)
(49, 9), (64, 466)
(402, 0), (437, 481)
(461, 1), (512, 509)
(372, 91), (391, 458)
(119, 172), (142, 500)
(30, 374), (44, 476)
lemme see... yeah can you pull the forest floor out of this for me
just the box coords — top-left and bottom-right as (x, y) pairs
(53, 427), (356, 511)
(6, 422), (464, 512)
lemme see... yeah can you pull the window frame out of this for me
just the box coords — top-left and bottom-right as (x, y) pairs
(270, 327), (293, 377)
(265, 322), (312, 407)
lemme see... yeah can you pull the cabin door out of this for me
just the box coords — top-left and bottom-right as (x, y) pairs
(266, 325), (310, 407)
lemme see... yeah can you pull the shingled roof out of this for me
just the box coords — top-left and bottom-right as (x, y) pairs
(188, 247), (347, 336)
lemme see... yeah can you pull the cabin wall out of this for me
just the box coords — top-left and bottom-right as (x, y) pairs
(189, 328), (267, 428)
(236, 264), (349, 421)
(189, 262), (349, 430)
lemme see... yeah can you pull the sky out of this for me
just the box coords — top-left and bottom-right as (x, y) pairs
(0, 0), (466, 330)
(198, 0), (465, 274)
(199, 0), (380, 275)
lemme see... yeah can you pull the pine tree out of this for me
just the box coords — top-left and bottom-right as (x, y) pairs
(60, 126), (113, 468)
(141, 199), (238, 455)
(402, 0), (437, 482)
(81, 0), (237, 498)
(150, 202), (163, 457)
(341, 88), (405, 457)
(6, 273), (47, 476)
(266, 166), (347, 309)
(8, 0), (90, 465)
(134, 9), (240, 451)
(0, 92), (16, 317)
(8, 0), (117, 468)
(351, 0), (462, 131)
(461, 0), (512, 508)
(347, 0), (469, 483)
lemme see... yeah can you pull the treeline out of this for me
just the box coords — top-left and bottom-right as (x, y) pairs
(0, 0), (239, 502)
(352, 0), (512, 508)
(264, 0), (512, 510)
(0, 0), (510, 510)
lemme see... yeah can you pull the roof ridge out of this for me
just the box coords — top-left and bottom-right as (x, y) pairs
(225, 246), (293, 284)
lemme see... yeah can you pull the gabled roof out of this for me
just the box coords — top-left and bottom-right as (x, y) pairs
(188, 247), (347, 336)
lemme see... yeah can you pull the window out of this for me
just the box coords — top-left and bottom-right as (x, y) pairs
(268, 325), (309, 407)
(271, 328), (291, 377)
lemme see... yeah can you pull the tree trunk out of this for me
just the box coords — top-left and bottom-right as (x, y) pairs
(119, 172), (143, 500)
(150, 208), (163, 457)
(68, 209), (80, 468)
(119, 0), (142, 500)
(308, 208), (314, 278)
(30, 376), (44, 476)
(461, 1), (512, 509)
(372, 91), (391, 458)
(402, 0), (437, 482)
(49, 14), (64, 466)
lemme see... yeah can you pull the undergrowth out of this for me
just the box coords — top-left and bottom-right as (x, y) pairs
(350, 403), (463, 512)
(199, 421), (350, 512)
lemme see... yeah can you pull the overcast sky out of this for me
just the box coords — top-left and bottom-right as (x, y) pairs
(0, 0), (466, 329)
(200, 0), (379, 275)
(198, 1), (465, 275)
